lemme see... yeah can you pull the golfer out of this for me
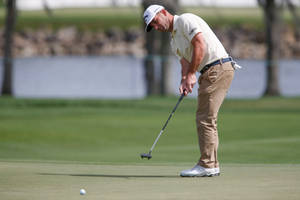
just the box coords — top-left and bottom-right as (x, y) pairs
(143, 5), (239, 177)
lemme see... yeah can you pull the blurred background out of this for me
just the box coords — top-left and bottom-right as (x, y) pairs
(1, 3), (300, 198)
(0, 0), (300, 165)
(1, 0), (300, 99)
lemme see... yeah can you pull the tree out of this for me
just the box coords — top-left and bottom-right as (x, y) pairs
(142, 0), (180, 96)
(43, 0), (53, 17)
(258, 0), (284, 96)
(2, 0), (17, 96)
(286, 0), (300, 39)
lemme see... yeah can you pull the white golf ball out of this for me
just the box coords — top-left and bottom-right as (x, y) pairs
(80, 189), (86, 195)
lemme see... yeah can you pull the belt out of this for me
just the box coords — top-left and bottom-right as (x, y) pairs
(200, 57), (233, 75)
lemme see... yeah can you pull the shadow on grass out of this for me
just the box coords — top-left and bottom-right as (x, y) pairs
(39, 173), (179, 179)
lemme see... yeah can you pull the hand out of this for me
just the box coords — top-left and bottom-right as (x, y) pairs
(179, 79), (188, 96)
(179, 72), (197, 96)
(186, 72), (197, 93)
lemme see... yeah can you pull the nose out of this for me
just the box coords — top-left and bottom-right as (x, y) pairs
(153, 24), (159, 30)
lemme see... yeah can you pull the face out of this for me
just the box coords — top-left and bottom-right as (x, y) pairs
(150, 11), (170, 32)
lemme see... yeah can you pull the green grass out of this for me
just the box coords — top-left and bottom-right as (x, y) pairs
(0, 6), (297, 31)
(1, 97), (300, 200)
(0, 7), (142, 31)
(0, 97), (299, 164)
(16, 7), (141, 31)
(1, 162), (300, 200)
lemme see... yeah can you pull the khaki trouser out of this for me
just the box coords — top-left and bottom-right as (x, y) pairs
(196, 62), (234, 169)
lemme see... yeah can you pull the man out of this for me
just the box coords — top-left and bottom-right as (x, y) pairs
(143, 5), (240, 177)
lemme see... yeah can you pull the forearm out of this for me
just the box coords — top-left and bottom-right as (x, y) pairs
(189, 45), (205, 74)
(179, 57), (197, 95)
(180, 58), (190, 79)
(188, 33), (206, 74)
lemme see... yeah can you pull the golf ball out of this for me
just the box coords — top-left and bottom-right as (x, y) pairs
(80, 189), (86, 195)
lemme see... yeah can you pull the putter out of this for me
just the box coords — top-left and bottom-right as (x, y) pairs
(140, 92), (185, 160)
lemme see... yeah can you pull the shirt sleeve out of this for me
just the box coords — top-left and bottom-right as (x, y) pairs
(178, 15), (202, 42)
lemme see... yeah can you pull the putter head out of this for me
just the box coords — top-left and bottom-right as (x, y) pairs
(140, 153), (152, 160)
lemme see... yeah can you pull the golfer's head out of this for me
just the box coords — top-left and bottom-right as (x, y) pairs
(143, 5), (170, 32)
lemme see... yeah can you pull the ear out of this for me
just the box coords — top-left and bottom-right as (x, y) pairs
(161, 9), (167, 16)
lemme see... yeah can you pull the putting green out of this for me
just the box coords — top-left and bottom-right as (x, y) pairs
(1, 161), (299, 200)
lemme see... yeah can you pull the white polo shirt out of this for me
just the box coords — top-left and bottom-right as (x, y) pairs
(170, 13), (228, 71)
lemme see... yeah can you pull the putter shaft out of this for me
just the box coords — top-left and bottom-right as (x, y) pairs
(141, 93), (185, 159)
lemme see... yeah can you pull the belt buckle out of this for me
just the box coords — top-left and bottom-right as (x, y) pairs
(220, 58), (223, 65)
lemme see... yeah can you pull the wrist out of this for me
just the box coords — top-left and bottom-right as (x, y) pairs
(187, 71), (196, 76)
(188, 66), (197, 75)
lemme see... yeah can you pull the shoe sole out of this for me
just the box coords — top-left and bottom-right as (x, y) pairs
(180, 173), (220, 177)
(208, 173), (220, 177)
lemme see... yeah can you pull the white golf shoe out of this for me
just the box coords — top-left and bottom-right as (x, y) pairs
(180, 165), (220, 177)
(214, 167), (220, 176)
